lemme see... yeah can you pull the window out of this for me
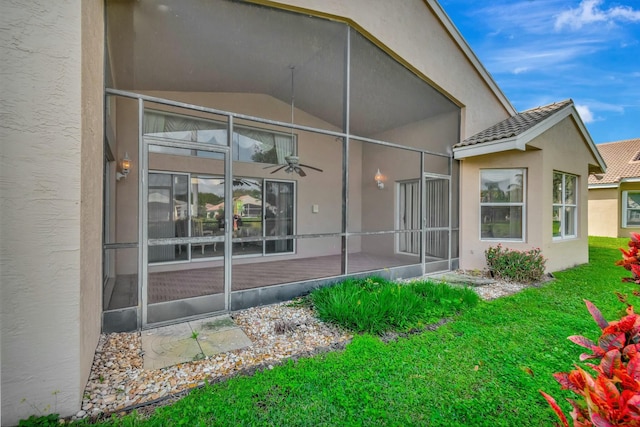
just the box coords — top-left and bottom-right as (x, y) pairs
(480, 169), (525, 241)
(144, 110), (296, 164)
(623, 191), (640, 228)
(552, 172), (578, 239)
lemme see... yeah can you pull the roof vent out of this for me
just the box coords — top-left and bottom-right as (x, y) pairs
(633, 151), (640, 162)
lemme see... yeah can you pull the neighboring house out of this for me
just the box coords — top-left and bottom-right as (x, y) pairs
(0, 0), (604, 424)
(588, 138), (640, 237)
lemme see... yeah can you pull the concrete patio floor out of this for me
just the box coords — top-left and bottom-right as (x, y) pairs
(141, 315), (253, 370)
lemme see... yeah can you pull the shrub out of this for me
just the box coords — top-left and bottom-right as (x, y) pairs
(484, 244), (546, 283)
(616, 231), (640, 284)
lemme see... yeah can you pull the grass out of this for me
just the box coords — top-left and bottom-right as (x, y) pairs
(56, 237), (638, 425)
(310, 276), (479, 334)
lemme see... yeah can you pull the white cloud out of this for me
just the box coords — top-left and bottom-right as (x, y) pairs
(555, 0), (640, 31)
(575, 104), (595, 123)
(485, 40), (602, 74)
(583, 100), (625, 113)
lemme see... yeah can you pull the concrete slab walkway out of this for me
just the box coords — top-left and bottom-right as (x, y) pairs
(427, 271), (497, 287)
(141, 315), (252, 370)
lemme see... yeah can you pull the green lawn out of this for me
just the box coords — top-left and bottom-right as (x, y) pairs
(88, 237), (634, 426)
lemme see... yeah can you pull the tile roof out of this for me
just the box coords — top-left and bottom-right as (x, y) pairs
(454, 99), (573, 148)
(588, 138), (640, 185)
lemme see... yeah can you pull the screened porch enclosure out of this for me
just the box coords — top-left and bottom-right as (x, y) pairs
(102, 0), (460, 332)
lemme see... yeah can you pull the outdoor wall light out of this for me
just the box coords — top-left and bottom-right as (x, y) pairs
(116, 152), (131, 181)
(374, 168), (384, 189)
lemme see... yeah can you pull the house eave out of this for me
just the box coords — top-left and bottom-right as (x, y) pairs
(453, 137), (524, 159)
(453, 105), (608, 174)
(588, 183), (620, 189)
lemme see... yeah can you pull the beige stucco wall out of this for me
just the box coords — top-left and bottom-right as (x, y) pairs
(537, 118), (594, 272)
(0, 1), (104, 424)
(80, 0), (105, 405)
(588, 187), (619, 237)
(459, 150), (544, 270)
(459, 116), (595, 273)
(262, 0), (510, 139)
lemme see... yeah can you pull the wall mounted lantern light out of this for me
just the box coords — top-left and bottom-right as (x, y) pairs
(374, 168), (384, 189)
(116, 152), (131, 181)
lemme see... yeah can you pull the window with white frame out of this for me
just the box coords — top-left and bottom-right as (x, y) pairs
(552, 172), (578, 239)
(144, 110), (296, 164)
(480, 169), (526, 241)
(622, 191), (640, 228)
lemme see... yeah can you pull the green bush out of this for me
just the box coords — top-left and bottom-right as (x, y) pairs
(485, 244), (546, 283)
(310, 276), (478, 335)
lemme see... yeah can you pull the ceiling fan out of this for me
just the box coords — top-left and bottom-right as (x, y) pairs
(263, 154), (323, 177)
(262, 65), (323, 177)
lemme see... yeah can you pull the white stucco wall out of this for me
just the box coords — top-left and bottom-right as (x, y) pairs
(0, 1), (103, 425)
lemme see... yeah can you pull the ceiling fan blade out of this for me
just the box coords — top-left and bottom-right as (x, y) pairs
(299, 164), (323, 172)
(269, 165), (287, 174)
(296, 167), (306, 177)
(232, 178), (258, 187)
(263, 164), (281, 170)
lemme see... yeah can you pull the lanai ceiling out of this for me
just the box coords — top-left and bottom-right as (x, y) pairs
(107, 0), (459, 137)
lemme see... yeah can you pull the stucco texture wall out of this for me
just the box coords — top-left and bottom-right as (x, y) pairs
(588, 187), (619, 237)
(459, 116), (597, 274)
(80, 0), (105, 409)
(0, 1), (104, 424)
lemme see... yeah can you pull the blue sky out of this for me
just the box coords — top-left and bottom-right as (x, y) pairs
(439, 0), (640, 144)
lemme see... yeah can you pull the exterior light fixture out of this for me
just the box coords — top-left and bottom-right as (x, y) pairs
(374, 168), (384, 189)
(116, 152), (131, 181)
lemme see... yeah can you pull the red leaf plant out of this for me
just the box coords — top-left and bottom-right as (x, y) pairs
(616, 232), (640, 284)
(540, 300), (640, 426)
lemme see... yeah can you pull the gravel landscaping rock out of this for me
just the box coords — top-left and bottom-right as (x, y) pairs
(79, 302), (352, 421)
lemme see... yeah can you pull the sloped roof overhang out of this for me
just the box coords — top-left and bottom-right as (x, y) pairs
(453, 103), (607, 174)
